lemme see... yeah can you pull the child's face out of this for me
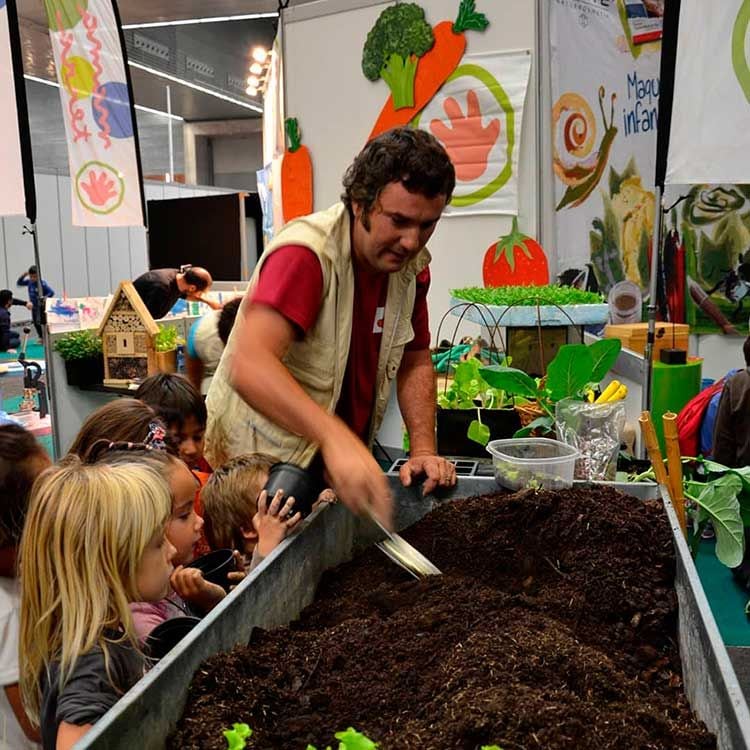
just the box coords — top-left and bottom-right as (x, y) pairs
(28, 273), (38, 283)
(167, 461), (203, 565)
(240, 470), (270, 555)
(136, 529), (176, 602)
(170, 416), (205, 469)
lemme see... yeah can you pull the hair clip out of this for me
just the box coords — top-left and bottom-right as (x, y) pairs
(144, 421), (168, 452)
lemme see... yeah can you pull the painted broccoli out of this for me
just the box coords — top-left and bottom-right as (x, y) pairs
(361, 3), (435, 110)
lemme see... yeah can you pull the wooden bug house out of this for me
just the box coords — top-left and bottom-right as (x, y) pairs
(98, 281), (159, 384)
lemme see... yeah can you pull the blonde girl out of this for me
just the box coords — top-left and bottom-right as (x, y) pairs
(18, 459), (175, 750)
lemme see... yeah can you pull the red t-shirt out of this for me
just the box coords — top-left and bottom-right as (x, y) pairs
(251, 245), (431, 440)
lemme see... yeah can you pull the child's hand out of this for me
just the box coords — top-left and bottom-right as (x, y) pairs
(228, 550), (246, 590)
(253, 489), (302, 558)
(170, 565), (225, 612)
(312, 488), (337, 511)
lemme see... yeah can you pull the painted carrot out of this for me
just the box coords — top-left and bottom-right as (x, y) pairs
(367, 0), (489, 142)
(281, 118), (313, 223)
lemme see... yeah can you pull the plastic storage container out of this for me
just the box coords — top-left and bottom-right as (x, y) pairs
(486, 438), (579, 491)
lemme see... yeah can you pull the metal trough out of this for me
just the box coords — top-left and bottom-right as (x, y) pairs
(76, 477), (750, 749)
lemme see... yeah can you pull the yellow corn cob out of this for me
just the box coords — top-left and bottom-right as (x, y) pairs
(609, 383), (628, 402)
(595, 380), (620, 403)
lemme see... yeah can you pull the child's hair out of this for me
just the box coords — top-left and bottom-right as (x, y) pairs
(18, 458), (172, 724)
(218, 297), (242, 346)
(28, 265), (37, 275)
(0, 424), (46, 549)
(134, 373), (207, 430)
(0, 289), (13, 307)
(201, 453), (276, 550)
(67, 399), (175, 459)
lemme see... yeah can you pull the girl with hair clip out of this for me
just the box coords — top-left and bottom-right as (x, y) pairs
(18, 459), (175, 750)
(87, 443), (244, 644)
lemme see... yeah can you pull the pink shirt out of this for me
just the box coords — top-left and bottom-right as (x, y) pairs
(129, 592), (190, 643)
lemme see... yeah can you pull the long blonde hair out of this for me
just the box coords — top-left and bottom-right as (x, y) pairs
(18, 458), (172, 724)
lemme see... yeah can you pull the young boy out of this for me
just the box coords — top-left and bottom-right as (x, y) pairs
(201, 454), (335, 571)
(16, 266), (54, 341)
(0, 290), (30, 353)
(134, 373), (210, 473)
(0, 424), (50, 747)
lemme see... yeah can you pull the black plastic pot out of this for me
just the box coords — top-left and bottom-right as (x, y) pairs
(436, 408), (522, 458)
(187, 549), (235, 591)
(145, 616), (200, 662)
(63, 355), (104, 387)
(262, 461), (322, 518)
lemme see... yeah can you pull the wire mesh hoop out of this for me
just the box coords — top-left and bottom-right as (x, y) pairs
(515, 401), (545, 426)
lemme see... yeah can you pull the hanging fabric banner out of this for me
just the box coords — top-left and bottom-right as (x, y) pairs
(415, 50), (532, 217)
(667, 0), (750, 185)
(550, 0), (662, 296)
(45, 0), (145, 227)
(0, 0), (36, 220)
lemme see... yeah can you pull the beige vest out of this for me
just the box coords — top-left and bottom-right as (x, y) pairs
(205, 202), (430, 469)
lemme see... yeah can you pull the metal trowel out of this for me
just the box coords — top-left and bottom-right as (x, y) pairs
(368, 510), (442, 579)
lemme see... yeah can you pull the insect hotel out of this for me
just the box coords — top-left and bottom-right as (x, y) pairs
(98, 281), (159, 384)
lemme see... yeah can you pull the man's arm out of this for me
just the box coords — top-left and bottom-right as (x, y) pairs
(230, 303), (392, 524)
(397, 348), (456, 493)
(190, 292), (222, 310)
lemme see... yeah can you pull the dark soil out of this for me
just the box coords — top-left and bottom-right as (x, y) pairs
(170, 486), (716, 749)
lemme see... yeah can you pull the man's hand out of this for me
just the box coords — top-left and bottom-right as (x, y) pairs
(319, 417), (393, 528)
(400, 454), (457, 495)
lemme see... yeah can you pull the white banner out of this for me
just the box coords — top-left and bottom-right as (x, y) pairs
(667, 0), (750, 184)
(550, 0), (662, 295)
(0, 0), (29, 217)
(46, 0), (144, 227)
(415, 50), (531, 217)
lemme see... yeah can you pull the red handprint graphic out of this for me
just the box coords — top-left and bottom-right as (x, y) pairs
(430, 90), (501, 182)
(80, 170), (117, 206)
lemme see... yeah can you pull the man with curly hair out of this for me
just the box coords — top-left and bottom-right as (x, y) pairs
(206, 128), (457, 525)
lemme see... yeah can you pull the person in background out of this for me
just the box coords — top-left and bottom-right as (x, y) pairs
(206, 128), (458, 526)
(200, 454), (302, 571)
(16, 266), (53, 342)
(0, 289), (31, 353)
(713, 336), (750, 468)
(18, 459), (174, 750)
(185, 297), (242, 395)
(0, 424), (50, 749)
(132, 265), (221, 320)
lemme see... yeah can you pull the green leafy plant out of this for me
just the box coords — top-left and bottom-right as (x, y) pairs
(451, 285), (603, 307)
(480, 338), (622, 437)
(53, 329), (102, 361)
(437, 357), (513, 446)
(154, 324), (180, 352)
(307, 727), (378, 750)
(223, 723), (252, 750)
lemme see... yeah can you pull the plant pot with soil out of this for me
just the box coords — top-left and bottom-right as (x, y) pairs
(54, 329), (104, 387)
(154, 324), (180, 374)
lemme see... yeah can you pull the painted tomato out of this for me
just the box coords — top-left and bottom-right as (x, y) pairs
(482, 217), (550, 287)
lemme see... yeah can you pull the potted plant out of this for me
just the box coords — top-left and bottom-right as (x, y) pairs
(154, 324), (180, 374)
(54, 329), (104, 387)
(436, 357), (521, 458)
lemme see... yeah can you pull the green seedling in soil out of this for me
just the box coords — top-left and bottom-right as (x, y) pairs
(307, 726), (378, 750)
(452, 284), (603, 307)
(480, 338), (622, 438)
(54, 329), (102, 360)
(223, 723), (252, 750)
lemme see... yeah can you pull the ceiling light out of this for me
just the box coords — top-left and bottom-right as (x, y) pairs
(247, 75), (260, 88)
(251, 47), (268, 63)
(249, 62), (263, 75)
(129, 61), (262, 113)
(122, 12), (278, 29)
(246, 85), (258, 97)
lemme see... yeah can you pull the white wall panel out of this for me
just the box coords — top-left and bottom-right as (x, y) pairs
(33, 174), (64, 295)
(57, 175), (89, 297)
(108, 228), (132, 289)
(85, 227), (112, 296)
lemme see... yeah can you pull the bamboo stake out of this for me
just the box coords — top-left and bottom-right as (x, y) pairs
(638, 411), (670, 488)
(662, 412), (687, 536)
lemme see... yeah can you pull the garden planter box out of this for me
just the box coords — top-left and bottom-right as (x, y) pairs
(436, 407), (521, 457)
(63, 355), (104, 387)
(79, 477), (750, 750)
(449, 297), (610, 327)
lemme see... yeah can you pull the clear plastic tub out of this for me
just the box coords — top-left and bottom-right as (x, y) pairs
(486, 438), (579, 491)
